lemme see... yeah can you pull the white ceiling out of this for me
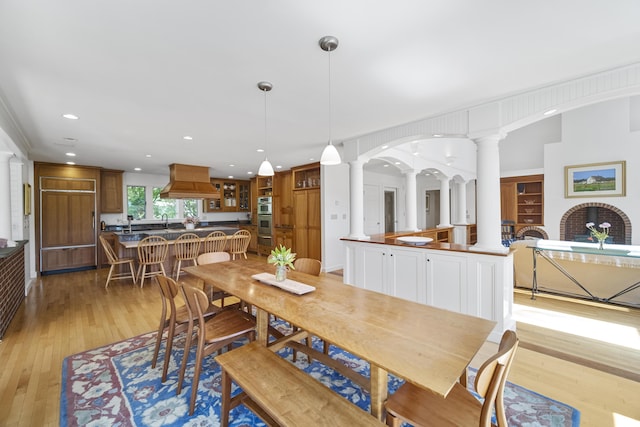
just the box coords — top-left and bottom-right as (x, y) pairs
(1, 1), (639, 178)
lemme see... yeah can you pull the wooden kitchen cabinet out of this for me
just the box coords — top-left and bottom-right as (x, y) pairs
(292, 162), (320, 190)
(500, 174), (544, 229)
(293, 188), (321, 260)
(203, 180), (222, 212)
(100, 169), (123, 213)
(273, 171), (293, 228)
(203, 179), (250, 213)
(274, 227), (293, 249)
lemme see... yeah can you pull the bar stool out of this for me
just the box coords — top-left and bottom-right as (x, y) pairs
(137, 235), (169, 288)
(99, 235), (136, 289)
(228, 230), (250, 260)
(203, 230), (228, 253)
(173, 233), (201, 280)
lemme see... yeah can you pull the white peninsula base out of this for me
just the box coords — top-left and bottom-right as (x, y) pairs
(342, 238), (515, 343)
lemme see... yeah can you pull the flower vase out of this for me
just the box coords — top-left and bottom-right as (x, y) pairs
(275, 265), (287, 282)
(186, 223), (195, 230)
(598, 239), (605, 250)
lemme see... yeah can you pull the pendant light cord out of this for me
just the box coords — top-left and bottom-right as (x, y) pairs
(263, 87), (268, 158)
(328, 45), (332, 144)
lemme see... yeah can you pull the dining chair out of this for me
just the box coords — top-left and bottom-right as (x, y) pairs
(173, 233), (201, 280)
(137, 235), (169, 288)
(196, 251), (235, 306)
(293, 257), (322, 276)
(99, 235), (136, 289)
(203, 230), (228, 253)
(151, 275), (218, 382)
(384, 329), (519, 427)
(227, 229), (251, 260)
(177, 283), (256, 415)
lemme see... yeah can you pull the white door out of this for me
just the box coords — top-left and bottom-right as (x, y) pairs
(364, 184), (381, 235)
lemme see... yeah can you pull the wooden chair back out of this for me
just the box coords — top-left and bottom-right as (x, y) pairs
(384, 329), (519, 427)
(174, 233), (201, 261)
(136, 236), (169, 287)
(137, 235), (169, 264)
(475, 329), (519, 426)
(152, 274), (187, 382)
(293, 258), (322, 276)
(99, 235), (118, 264)
(203, 231), (228, 253)
(99, 235), (136, 288)
(228, 230), (251, 259)
(177, 283), (256, 415)
(197, 251), (231, 265)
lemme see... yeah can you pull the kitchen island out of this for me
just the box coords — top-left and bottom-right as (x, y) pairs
(342, 230), (513, 343)
(107, 224), (250, 279)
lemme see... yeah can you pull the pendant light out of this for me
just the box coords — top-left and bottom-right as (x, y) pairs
(319, 36), (341, 165)
(257, 81), (275, 176)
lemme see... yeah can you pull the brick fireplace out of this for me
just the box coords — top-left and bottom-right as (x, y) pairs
(560, 202), (631, 244)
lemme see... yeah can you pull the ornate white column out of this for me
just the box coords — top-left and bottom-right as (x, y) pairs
(472, 134), (507, 253)
(404, 169), (419, 231)
(348, 159), (368, 239)
(437, 175), (452, 228)
(455, 180), (467, 224)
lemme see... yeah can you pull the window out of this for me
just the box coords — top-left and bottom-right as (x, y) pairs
(152, 187), (177, 219)
(127, 185), (146, 219)
(184, 199), (198, 218)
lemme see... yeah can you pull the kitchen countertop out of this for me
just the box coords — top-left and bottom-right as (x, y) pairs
(115, 226), (241, 248)
(0, 240), (28, 258)
(341, 231), (508, 257)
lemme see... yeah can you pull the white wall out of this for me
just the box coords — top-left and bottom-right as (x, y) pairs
(544, 98), (640, 243)
(499, 115), (561, 173)
(321, 163), (350, 272)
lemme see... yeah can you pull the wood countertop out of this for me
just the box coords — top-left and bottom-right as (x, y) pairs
(341, 229), (508, 257)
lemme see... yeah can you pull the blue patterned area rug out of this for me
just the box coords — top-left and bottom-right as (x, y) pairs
(61, 321), (580, 427)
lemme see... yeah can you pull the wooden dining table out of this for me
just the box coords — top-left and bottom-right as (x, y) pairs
(183, 258), (496, 421)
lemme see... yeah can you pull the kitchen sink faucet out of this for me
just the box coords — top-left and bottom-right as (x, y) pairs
(162, 213), (169, 229)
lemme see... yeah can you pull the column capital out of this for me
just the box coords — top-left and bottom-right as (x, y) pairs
(472, 132), (506, 146)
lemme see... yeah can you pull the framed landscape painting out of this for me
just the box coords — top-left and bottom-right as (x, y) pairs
(564, 160), (626, 198)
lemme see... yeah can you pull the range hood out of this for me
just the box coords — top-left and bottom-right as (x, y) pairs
(159, 163), (218, 199)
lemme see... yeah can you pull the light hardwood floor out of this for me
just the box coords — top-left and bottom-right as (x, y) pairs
(0, 258), (639, 426)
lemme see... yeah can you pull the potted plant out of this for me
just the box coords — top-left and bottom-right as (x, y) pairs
(268, 244), (296, 281)
(183, 216), (199, 230)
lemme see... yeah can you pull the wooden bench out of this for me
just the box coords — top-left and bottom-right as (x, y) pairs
(215, 341), (385, 427)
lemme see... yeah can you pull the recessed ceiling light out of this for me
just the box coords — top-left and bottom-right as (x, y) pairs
(65, 152), (76, 157)
(66, 161), (76, 165)
(276, 165), (282, 169)
(381, 145), (389, 149)
(432, 134), (443, 137)
(228, 175), (234, 179)
(543, 109), (557, 116)
(247, 171), (253, 175)
(256, 148), (264, 153)
(145, 154), (152, 158)
(134, 167), (142, 171)
(383, 164), (389, 167)
(62, 114), (79, 120)
(63, 137), (77, 142)
(309, 158), (315, 161)
(395, 161), (401, 165)
(183, 136), (193, 140)
(229, 164), (235, 167)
